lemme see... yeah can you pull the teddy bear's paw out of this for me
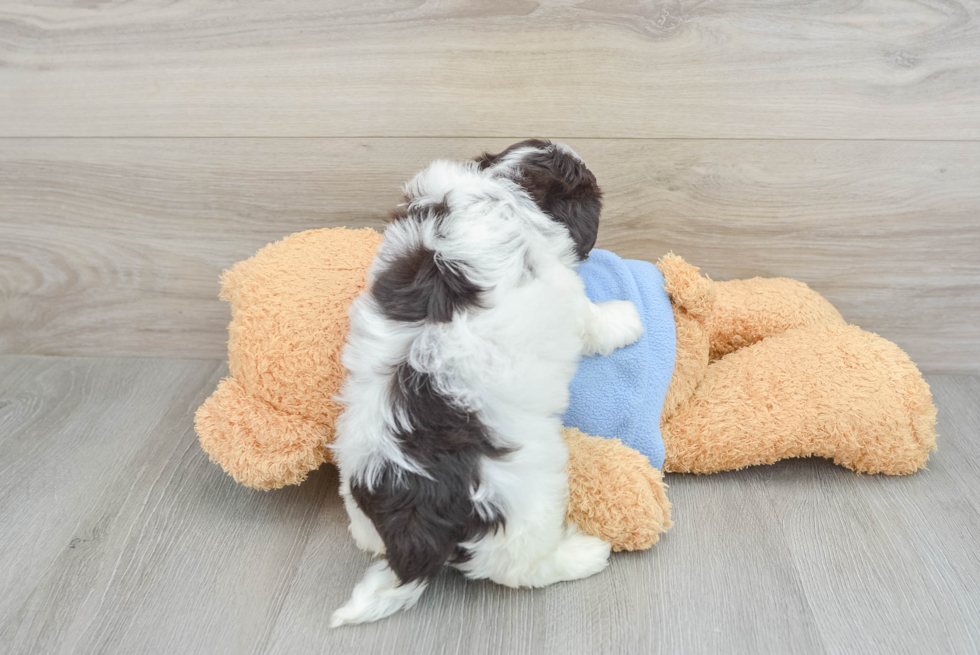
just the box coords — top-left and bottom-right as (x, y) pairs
(583, 300), (645, 357)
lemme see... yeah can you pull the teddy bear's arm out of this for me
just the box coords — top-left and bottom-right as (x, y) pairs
(563, 427), (672, 551)
(195, 377), (333, 490)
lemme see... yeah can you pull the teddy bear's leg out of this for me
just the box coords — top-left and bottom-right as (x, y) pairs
(709, 277), (846, 359)
(662, 324), (937, 475)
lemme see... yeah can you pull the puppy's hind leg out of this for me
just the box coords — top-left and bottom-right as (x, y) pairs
(481, 524), (612, 589)
(515, 524), (611, 588)
(331, 468), (464, 626)
(340, 477), (386, 556)
(462, 472), (611, 590)
(581, 300), (644, 357)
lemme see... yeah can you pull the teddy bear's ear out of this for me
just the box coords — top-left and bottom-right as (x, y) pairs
(657, 253), (715, 322)
(656, 253), (715, 424)
(195, 377), (333, 490)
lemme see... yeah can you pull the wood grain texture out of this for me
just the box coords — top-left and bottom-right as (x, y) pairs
(1, 0), (979, 138)
(0, 355), (977, 654)
(2, 138), (977, 371)
(0, 356), (224, 652)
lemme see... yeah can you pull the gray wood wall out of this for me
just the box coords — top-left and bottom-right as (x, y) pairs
(1, 1), (978, 372)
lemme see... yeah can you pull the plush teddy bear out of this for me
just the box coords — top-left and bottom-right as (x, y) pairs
(195, 227), (937, 551)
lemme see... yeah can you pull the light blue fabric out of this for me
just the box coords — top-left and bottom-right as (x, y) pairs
(561, 249), (676, 470)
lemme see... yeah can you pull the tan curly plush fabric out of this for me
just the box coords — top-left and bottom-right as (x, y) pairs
(563, 427), (672, 551)
(656, 254), (714, 426)
(196, 226), (938, 552)
(663, 322), (938, 475)
(658, 268), (937, 475)
(196, 228), (383, 490)
(708, 277), (846, 359)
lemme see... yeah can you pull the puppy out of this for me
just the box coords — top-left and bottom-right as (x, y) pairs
(330, 140), (644, 626)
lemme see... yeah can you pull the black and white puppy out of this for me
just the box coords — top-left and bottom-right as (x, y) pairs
(330, 140), (644, 626)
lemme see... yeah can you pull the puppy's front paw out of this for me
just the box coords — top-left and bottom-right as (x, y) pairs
(583, 300), (644, 356)
(608, 300), (644, 347)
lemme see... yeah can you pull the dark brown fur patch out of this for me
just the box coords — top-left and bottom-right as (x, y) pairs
(372, 241), (482, 323)
(371, 198), (482, 323)
(477, 140), (602, 260)
(349, 362), (508, 583)
(387, 205), (410, 223)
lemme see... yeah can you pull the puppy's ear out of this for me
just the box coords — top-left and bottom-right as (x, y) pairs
(477, 140), (602, 260)
(475, 139), (554, 171)
(515, 146), (602, 261)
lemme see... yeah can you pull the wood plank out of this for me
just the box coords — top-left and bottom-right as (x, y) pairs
(0, 357), (341, 654)
(2, 358), (977, 653)
(261, 466), (827, 655)
(0, 356), (222, 651)
(922, 376), (980, 517)
(2, 138), (977, 371)
(758, 375), (980, 653)
(1, 1), (979, 138)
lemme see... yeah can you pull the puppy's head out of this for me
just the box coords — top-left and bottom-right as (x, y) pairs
(477, 139), (602, 261)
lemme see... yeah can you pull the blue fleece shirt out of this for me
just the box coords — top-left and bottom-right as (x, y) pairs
(561, 249), (676, 470)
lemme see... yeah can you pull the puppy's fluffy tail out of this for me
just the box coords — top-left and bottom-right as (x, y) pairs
(330, 560), (429, 627)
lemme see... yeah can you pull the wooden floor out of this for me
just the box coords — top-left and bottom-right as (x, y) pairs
(0, 355), (977, 655)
